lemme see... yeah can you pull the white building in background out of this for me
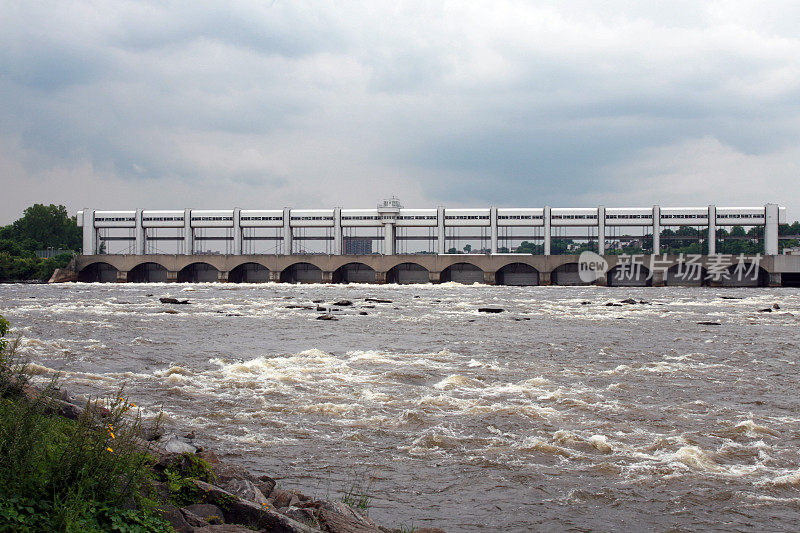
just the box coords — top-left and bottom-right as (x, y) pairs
(78, 202), (786, 256)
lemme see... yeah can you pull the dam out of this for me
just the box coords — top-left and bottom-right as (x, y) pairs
(66, 201), (800, 287)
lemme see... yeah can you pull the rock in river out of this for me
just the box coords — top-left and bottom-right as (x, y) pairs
(160, 297), (190, 305)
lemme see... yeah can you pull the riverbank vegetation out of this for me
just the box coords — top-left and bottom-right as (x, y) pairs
(0, 315), (175, 532)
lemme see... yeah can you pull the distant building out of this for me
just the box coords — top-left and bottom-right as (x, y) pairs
(344, 237), (373, 254)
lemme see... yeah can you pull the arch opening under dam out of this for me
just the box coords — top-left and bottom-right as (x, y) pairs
(551, 263), (591, 286)
(441, 262), (484, 284)
(607, 264), (652, 287)
(333, 262), (376, 284)
(177, 262), (219, 283)
(386, 262), (429, 284)
(496, 263), (539, 286)
(128, 262), (168, 283)
(281, 262), (323, 283)
(78, 262), (118, 283)
(722, 263), (769, 287)
(229, 262), (270, 283)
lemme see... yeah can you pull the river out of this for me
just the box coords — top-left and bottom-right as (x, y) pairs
(2, 282), (800, 531)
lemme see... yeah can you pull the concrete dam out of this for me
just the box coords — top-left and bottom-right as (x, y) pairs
(59, 202), (800, 287)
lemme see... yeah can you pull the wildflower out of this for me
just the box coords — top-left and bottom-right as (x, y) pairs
(107, 447), (114, 453)
(109, 431), (115, 439)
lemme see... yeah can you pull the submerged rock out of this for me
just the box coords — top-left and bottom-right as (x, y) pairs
(697, 321), (722, 325)
(160, 297), (190, 305)
(316, 314), (338, 321)
(773, 303), (781, 309)
(478, 308), (504, 313)
(333, 300), (353, 306)
(365, 297), (392, 303)
(620, 298), (638, 304)
(758, 308), (773, 313)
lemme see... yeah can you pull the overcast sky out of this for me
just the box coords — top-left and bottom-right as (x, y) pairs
(2, 0), (800, 223)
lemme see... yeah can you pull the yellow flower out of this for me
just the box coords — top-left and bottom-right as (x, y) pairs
(107, 447), (114, 453)
(130, 402), (136, 407)
(109, 431), (115, 439)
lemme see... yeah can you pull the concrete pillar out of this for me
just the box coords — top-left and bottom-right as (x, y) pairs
(595, 273), (608, 286)
(233, 208), (242, 255)
(652, 269), (665, 287)
(322, 271), (334, 283)
(218, 271), (229, 282)
(429, 271), (441, 283)
(375, 271), (387, 284)
(183, 209), (194, 255)
(598, 205), (605, 255)
(539, 271), (551, 285)
(483, 271), (496, 285)
(490, 206), (498, 254)
(283, 208), (292, 255)
(116, 271), (128, 283)
(544, 206), (552, 256)
(333, 207), (342, 255)
(82, 209), (96, 255)
(765, 203), (779, 255)
(135, 209), (146, 255)
(769, 272), (782, 287)
(383, 223), (395, 255)
(437, 206), (446, 255)
(652, 205), (661, 254)
(269, 270), (282, 283)
(166, 271), (179, 283)
(708, 205), (716, 255)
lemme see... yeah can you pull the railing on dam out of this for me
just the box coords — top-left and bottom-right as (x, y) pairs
(78, 203), (786, 257)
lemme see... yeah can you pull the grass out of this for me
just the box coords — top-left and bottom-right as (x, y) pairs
(0, 314), (176, 532)
(341, 468), (376, 513)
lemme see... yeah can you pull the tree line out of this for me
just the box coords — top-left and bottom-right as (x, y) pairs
(0, 204), (81, 282)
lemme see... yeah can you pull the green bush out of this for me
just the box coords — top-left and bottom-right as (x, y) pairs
(0, 315), (175, 532)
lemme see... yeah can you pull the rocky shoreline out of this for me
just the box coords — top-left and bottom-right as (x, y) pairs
(17, 380), (445, 533)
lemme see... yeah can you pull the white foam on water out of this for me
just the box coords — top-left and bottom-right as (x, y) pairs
(733, 419), (780, 438)
(434, 374), (485, 390)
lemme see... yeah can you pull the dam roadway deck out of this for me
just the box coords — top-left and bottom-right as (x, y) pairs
(61, 253), (800, 287)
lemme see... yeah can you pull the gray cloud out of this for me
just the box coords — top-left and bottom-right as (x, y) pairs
(1, 0), (800, 223)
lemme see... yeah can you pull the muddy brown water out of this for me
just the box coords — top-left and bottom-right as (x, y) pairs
(2, 283), (800, 532)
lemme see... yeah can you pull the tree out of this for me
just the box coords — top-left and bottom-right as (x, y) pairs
(463, 244), (472, 253)
(4, 204), (81, 251)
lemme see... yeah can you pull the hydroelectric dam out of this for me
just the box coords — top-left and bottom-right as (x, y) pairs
(59, 201), (800, 287)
